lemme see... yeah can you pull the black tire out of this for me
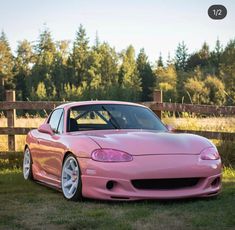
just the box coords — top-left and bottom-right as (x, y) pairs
(61, 154), (82, 201)
(23, 147), (33, 180)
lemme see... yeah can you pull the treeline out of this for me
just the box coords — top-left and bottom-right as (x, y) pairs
(0, 25), (235, 105)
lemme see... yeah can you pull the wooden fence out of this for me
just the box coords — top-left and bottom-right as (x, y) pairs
(0, 90), (235, 152)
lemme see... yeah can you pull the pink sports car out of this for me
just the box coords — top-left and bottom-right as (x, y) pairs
(23, 101), (222, 201)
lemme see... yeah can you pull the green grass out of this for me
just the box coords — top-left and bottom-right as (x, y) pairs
(0, 168), (234, 230)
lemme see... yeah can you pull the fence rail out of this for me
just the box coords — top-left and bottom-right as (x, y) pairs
(141, 102), (235, 115)
(1, 101), (235, 115)
(0, 101), (63, 110)
(1, 90), (235, 152)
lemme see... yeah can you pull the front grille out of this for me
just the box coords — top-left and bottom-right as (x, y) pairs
(131, 178), (201, 190)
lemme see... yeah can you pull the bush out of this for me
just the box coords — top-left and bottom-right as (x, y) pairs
(217, 141), (235, 167)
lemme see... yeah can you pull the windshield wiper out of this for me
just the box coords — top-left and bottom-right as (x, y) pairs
(101, 106), (120, 129)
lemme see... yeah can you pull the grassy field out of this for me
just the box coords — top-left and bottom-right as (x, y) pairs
(0, 168), (234, 230)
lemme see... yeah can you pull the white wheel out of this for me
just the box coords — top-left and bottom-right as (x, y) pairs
(23, 148), (33, 180)
(61, 155), (82, 200)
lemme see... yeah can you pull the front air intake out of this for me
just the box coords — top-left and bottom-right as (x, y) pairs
(131, 178), (201, 190)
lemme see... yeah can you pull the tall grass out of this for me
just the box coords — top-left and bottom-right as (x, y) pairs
(163, 115), (235, 132)
(0, 116), (44, 151)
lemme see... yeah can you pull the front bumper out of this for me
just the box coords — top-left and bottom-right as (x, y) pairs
(78, 154), (222, 200)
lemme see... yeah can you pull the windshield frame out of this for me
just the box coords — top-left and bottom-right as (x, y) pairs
(66, 103), (167, 132)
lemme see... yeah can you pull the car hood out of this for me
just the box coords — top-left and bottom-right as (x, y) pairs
(82, 130), (213, 155)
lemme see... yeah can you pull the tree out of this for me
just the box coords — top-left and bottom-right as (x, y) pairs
(31, 27), (56, 99)
(36, 82), (47, 100)
(94, 31), (100, 48)
(199, 42), (210, 60)
(205, 75), (225, 105)
(89, 42), (119, 99)
(219, 39), (235, 105)
(14, 40), (34, 100)
(0, 31), (14, 99)
(210, 39), (223, 76)
(119, 45), (142, 101)
(137, 48), (155, 101)
(175, 41), (188, 71)
(187, 42), (210, 72)
(60, 83), (84, 101)
(176, 70), (189, 103)
(68, 25), (90, 86)
(155, 64), (177, 102)
(166, 52), (173, 66)
(157, 53), (164, 67)
(52, 40), (70, 99)
(198, 42), (210, 72)
(184, 67), (209, 104)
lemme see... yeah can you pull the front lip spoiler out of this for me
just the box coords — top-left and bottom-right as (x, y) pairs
(81, 173), (222, 201)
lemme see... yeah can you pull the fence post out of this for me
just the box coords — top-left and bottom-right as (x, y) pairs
(153, 90), (162, 119)
(6, 90), (16, 151)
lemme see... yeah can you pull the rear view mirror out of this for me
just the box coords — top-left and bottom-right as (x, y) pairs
(38, 123), (54, 135)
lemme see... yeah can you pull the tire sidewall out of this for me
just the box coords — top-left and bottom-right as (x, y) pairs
(23, 147), (33, 180)
(61, 154), (82, 201)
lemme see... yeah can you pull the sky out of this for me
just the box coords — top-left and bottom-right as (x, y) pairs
(0, 0), (235, 63)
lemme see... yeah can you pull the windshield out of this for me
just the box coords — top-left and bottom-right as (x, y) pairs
(67, 104), (167, 132)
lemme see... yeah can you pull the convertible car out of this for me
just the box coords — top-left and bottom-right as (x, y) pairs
(23, 101), (222, 201)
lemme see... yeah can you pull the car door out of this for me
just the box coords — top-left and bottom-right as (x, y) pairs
(38, 108), (65, 181)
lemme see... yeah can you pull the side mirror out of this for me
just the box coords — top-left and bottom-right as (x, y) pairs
(38, 123), (54, 135)
(166, 124), (175, 132)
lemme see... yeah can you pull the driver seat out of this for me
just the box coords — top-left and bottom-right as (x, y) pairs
(69, 118), (79, 132)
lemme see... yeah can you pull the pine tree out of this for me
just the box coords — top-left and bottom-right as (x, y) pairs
(137, 48), (155, 101)
(157, 53), (164, 67)
(88, 42), (119, 99)
(166, 52), (173, 66)
(69, 25), (90, 86)
(210, 39), (223, 76)
(187, 42), (210, 72)
(14, 40), (34, 100)
(175, 41), (188, 71)
(220, 39), (235, 104)
(52, 40), (70, 99)
(31, 27), (56, 99)
(0, 31), (14, 99)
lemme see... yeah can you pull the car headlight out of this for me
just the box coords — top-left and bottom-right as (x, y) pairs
(200, 147), (220, 160)
(91, 149), (133, 162)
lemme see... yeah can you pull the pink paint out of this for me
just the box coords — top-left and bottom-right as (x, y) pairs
(25, 101), (222, 200)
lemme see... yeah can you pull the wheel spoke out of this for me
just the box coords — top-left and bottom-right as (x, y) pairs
(64, 179), (73, 187)
(64, 168), (73, 176)
(70, 160), (76, 170)
(23, 150), (31, 180)
(62, 156), (80, 199)
(69, 182), (77, 194)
